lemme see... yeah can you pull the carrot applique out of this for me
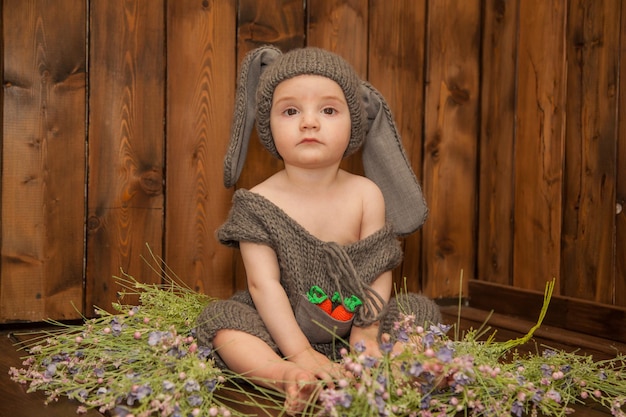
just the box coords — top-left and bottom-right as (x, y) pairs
(307, 285), (332, 314)
(330, 293), (363, 321)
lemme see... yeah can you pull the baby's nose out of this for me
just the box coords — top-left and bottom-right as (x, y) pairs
(300, 111), (319, 129)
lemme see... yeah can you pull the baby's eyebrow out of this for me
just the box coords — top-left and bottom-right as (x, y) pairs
(272, 96), (296, 106)
(272, 94), (346, 106)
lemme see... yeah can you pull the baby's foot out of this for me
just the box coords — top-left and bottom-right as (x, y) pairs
(282, 367), (319, 415)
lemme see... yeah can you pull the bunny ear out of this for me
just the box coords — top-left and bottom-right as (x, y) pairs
(223, 46), (282, 188)
(361, 82), (428, 236)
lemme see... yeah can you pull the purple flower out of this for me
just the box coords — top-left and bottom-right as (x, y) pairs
(374, 395), (388, 416)
(397, 329), (409, 343)
(184, 378), (200, 392)
(126, 384), (152, 406)
(422, 332), (435, 348)
(453, 371), (472, 386)
(187, 394), (203, 406)
(511, 400), (524, 417)
(319, 389), (353, 409)
(44, 363), (57, 378)
(363, 356), (378, 368)
(50, 353), (69, 363)
(354, 341), (367, 353)
(110, 317), (123, 336)
(380, 341), (394, 354)
(148, 331), (164, 346)
(542, 349), (557, 358)
(204, 379), (218, 392)
(531, 390), (544, 403)
(162, 380), (175, 392)
(197, 346), (212, 360)
(376, 374), (388, 390)
(429, 324), (452, 336)
(75, 389), (88, 400)
(339, 393), (353, 408)
(436, 346), (454, 363)
(546, 389), (561, 403)
(407, 362), (424, 377)
(113, 406), (134, 417)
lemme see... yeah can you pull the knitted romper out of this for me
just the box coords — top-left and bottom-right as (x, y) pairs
(196, 189), (442, 364)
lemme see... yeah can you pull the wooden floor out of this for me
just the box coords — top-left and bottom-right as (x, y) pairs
(2, 306), (625, 417)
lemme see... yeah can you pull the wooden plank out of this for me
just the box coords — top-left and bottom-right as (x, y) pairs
(561, 1), (619, 304)
(1, 0), (86, 321)
(477, 0), (518, 286)
(421, 0), (480, 298)
(617, 1), (626, 307)
(513, 0), (567, 291)
(368, 0), (427, 294)
(307, 0), (368, 77)
(232, 0), (306, 291)
(164, 0), (237, 299)
(468, 280), (626, 344)
(86, 0), (165, 312)
(440, 306), (626, 359)
(307, 0), (368, 178)
(1, 329), (105, 417)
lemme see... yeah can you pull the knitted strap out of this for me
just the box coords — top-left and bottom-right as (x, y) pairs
(322, 243), (386, 327)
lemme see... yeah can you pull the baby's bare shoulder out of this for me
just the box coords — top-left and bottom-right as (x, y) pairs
(341, 172), (383, 200)
(340, 173), (386, 236)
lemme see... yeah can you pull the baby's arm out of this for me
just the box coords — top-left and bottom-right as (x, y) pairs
(240, 241), (337, 381)
(349, 270), (392, 356)
(349, 179), (392, 356)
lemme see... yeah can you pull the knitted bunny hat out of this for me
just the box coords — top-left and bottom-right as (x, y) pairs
(223, 46), (428, 236)
(256, 46), (366, 160)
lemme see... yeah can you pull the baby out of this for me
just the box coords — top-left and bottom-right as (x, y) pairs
(197, 46), (441, 414)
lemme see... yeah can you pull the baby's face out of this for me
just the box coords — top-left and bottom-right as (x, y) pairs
(269, 75), (351, 168)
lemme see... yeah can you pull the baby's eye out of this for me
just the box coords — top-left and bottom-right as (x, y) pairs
(283, 108), (298, 116)
(322, 107), (337, 115)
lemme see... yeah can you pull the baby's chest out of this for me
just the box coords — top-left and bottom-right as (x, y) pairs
(289, 202), (362, 244)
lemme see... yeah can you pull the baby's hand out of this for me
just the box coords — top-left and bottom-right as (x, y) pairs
(353, 333), (404, 359)
(355, 337), (382, 357)
(290, 346), (342, 386)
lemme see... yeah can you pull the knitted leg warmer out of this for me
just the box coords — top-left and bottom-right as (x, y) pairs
(378, 293), (442, 341)
(195, 293), (279, 368)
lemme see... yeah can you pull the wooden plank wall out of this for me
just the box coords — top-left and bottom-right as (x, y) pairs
(1, 0), (625, 323)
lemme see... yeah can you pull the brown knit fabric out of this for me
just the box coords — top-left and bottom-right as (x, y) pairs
(195, 189), (441, 363)
(378, 293), (443, 340)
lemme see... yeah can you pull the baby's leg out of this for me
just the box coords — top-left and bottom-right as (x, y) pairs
(213, 329), (319, 415)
